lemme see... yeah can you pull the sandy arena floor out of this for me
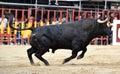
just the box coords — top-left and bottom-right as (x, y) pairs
(0, 45), (120, 74)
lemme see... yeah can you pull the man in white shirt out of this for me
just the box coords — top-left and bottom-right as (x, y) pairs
(48, 0), (58, 5)
(0, 15), (8, 29)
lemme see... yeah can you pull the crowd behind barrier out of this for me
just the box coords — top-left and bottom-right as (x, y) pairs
(0, 8), (120, 45)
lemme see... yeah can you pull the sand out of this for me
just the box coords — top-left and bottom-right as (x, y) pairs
(0, 45), (120, 74)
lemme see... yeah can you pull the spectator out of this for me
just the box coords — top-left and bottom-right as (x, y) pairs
(21, 23), (31, 45)
(0, 14), (8, 29)
(0, 15), (8, 35)
(51, 18), (59, 25)
(16, 24), (21, 45)
(29, 15), (34, 27)
(0, 17), (2, 28)
(48, 0), (58, 5)
(50, 16), (62, 25)
(22, 30), (29, 45)
(61, 15), (67, 23)
(114, 12), (118, 20)
(108, 12), (118, 44)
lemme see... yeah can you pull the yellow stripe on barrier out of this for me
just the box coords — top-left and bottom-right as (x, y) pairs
(14, 21), (18, 35)
(7, 23), (11, 34)
(27, 22), (32, 37)
(21, 21), (32, 39)
(21, 22), (24, 35)
(46, 21), (50, 26)
(0, 21), (4, 34)
(34, 21), (37, 28)
(28, 22), (32, 28)
(40, 21), (44, 26)
(59, 22), (62, 25)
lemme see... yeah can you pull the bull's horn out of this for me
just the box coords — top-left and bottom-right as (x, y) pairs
(97, 17), (108, 23)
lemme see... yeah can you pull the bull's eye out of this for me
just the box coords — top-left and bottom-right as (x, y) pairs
(107, 21), (111, 27)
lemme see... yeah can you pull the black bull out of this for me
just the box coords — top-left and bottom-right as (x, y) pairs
(8, 13), (110, 65)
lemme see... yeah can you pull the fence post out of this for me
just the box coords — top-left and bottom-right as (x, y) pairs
(72, 9), (74, 22)
(95, 11), (98, 19)
(66, 9), (68, 22)
(59, 10), (62, 24)
(21, 10), (25, 37)
(90, 10), (93, 19)
(78, 10), (80, 20)
(46, 10), (50, 26)
(102, 10), (105, 19)
(54, 10), (56, 22)
(83, 11), (86, 19)
(101, 36), (103, 45)
(119, 12), (120, 19)
(41, 9), (44, 21)
(14, 9), (18, 35)
(34, 8), (37, 28)
(47, 10), (50, 22)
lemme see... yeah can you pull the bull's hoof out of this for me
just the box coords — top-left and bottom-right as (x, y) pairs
(45, 63), (50, 66)
(77, 55), (83, 59)
(62, 61), (65, 64)
(31, 63), (41, 66)
(31, 64), (40, 66)
(62, 59), (69, 64)
(31, 63), (35, 66)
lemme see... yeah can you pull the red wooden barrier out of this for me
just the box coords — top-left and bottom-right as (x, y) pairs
(1, 8), (119, 45)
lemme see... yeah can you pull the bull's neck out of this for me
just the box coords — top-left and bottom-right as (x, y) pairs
(84, 27), (98, 47)
(85, 34), (96, 47)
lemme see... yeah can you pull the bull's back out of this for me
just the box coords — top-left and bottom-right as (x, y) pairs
(39, 25), (77, 48)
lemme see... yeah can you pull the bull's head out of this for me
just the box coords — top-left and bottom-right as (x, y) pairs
(97, 17), (111, 36)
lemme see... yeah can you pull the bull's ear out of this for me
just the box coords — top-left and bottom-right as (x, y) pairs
(97, 17), (108, 23)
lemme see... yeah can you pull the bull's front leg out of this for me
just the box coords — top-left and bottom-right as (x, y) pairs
(62, 41), (80, 64)
(62, 49), (79, 64)
(77, 47), (87, 59)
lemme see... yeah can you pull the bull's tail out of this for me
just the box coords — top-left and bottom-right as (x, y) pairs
(8, 13), (35, 31)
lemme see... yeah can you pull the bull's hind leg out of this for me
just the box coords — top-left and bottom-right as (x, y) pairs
(35, 49), (49, 66)
(77, 47), (87, 59)
(27, 47), (36, 65)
